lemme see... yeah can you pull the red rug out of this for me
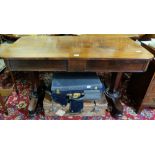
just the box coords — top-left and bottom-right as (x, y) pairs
(1, 80), (155, 120)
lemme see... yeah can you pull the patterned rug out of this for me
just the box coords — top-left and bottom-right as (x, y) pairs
(1, 79), (155, 120)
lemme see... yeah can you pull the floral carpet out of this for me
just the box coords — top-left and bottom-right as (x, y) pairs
(0, 79), (155, 120)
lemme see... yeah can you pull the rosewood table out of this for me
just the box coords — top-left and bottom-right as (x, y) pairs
(0, 35), (153, 118)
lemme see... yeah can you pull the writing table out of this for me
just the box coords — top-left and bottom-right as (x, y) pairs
(0, 35), (153, 117)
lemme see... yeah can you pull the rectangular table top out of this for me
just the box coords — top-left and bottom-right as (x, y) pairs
(0, 35), (153, 60)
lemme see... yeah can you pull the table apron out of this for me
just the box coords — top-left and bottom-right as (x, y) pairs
(4, 59), (150, 72)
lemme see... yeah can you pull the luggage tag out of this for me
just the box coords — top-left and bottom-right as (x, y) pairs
(55, 109), (66, 116)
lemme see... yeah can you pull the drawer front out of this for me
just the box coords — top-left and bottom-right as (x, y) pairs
(86, 60), (148, 72)
(6, 60), (67, 71)
(5, 59), (149, 72)
(68, 60), (86, 72)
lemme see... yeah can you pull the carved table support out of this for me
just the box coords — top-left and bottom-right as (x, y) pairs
(31, 72), (40, 92)
(0, 94), (8, 115)
(105, 72), (123, 118)
(9, 70), (21, 104)
(9, 71), (19, 94)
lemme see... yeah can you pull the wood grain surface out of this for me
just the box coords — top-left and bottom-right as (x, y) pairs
(0, 35), (153, 60)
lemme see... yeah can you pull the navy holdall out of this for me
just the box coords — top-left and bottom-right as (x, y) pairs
(51, 72), (105, 113)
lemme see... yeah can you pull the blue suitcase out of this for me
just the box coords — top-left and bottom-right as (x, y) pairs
(51, 72), (105, 113)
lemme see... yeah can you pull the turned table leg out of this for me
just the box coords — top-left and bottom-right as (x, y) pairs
(10, 71), (19, 94)
(0, 94), (8, 115)
(31, 72), (40, 92)
(105, 72), (123, 118)
(9, 70), (21, 105)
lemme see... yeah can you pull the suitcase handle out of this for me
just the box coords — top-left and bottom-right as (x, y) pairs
(67, 93), (85, 101)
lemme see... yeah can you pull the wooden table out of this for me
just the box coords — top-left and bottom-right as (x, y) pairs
(0, 35), (153, 118)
